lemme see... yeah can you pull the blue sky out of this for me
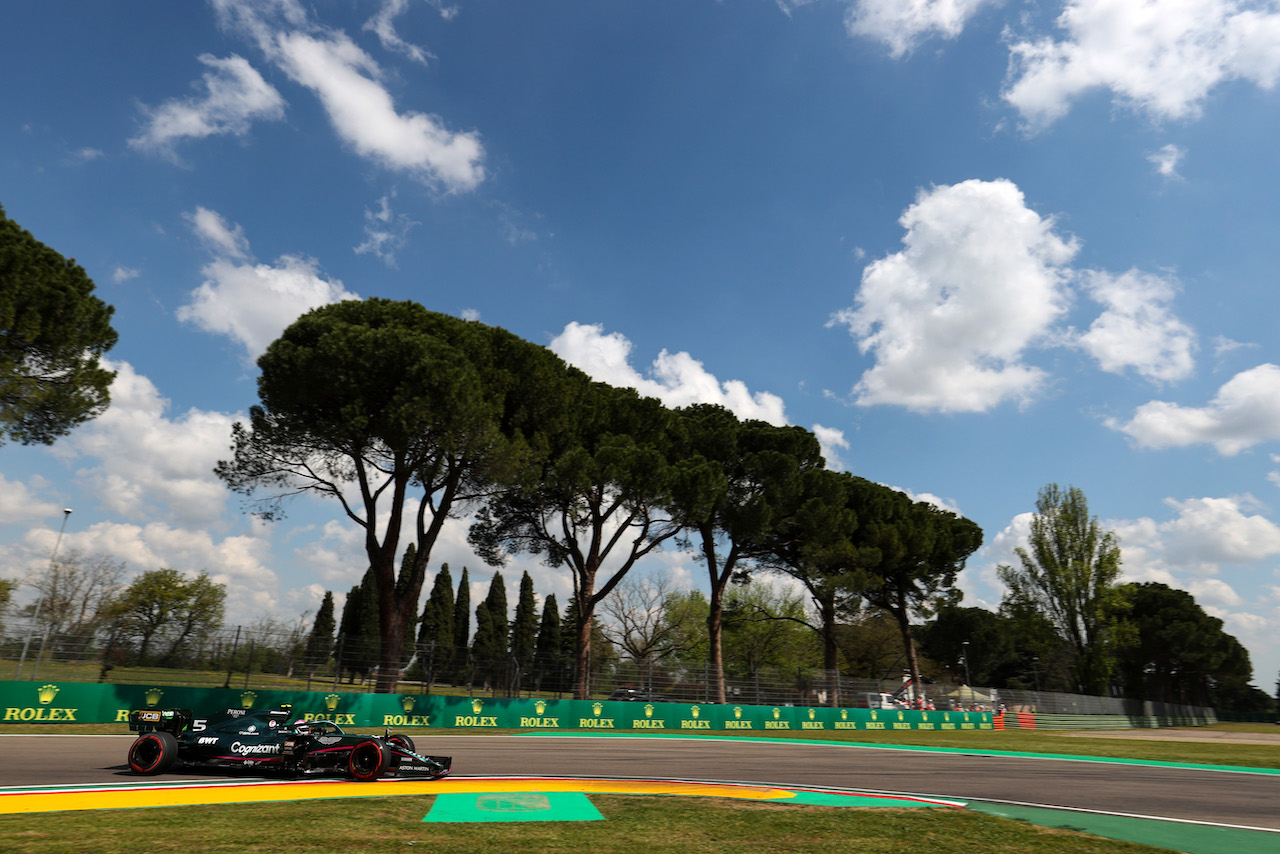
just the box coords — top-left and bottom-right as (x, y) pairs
(2, 0), (1278, 691)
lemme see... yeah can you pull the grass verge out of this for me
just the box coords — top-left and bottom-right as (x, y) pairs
(0, 795), (1179, 854)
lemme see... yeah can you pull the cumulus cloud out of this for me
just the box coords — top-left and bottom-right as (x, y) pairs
(112, 266), (140, 284)
(178, 208), (358, 359)
(830, 178), (1078, 413)
(1004, 0), (1280, 130)
(0, 475), (60, 525)
(64, 361), (243, 528)
(130, 53), (285, 154)
(812, 423), (850, 470)
(549, 322), (791, 426)
(1078, 269), (1196, 382)
(212, 0), (484, 191)
(847, 0), (1001, 57)
(1109, 363), (1280, 454)
(1160, 495), (1280, 567)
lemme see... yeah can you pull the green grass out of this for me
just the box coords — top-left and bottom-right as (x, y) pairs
(0, 795), (1179, 854)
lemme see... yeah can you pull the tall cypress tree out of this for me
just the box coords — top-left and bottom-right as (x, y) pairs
(395, 544), (419, 665)
(511, 572), (538, 680)
(336, 571), (379, 682)
(417, 564), (455, 684)
(534, 593), (562, 692)
(452, 567), (471, 682)
(471, 572), (509, 689)
(304, 590), (336, 674)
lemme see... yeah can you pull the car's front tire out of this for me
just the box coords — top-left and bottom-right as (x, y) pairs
(128, 731), (178, 775)
(347, 739), (389, 782)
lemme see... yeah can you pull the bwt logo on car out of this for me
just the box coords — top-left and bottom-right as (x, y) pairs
(230, 742), (281, 756)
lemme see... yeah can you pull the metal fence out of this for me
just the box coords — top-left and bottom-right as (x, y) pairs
(0, 607), (1214, 722)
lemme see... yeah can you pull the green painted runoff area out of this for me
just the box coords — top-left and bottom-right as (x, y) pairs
(965, 802), (1279, 854)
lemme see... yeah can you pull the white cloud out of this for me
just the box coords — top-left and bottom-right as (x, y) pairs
(187, 206), (251, 259)
(177, 208), (358, 360)
(1186, 577), (1242, 608)
(812, 423), (850, 470)
(1004, 0), (1280, 130)
(1109, 363), (1280, 454)
(1147, 143), (1186, 179)
(1160, 495), (1280, 566)
(830, 179), (1078, 413)
(549, 322), (790, 425)
(0, 475), (60, 525)
(130, 53), (285, 154)
(364, 0), (445, 65)
(354, 193), (419, 267)
(64, 361), (242, 528)
(1078, 269), (1196, 382)
(847, 0), (1000, 57)
(1111, 495), (1280, 581)
(112, 266), (140, 284)
(212, 0), (484, 191)
(275, 30), (484, 190)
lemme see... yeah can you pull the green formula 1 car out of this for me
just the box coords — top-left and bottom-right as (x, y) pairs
(127, 704), (450, 782)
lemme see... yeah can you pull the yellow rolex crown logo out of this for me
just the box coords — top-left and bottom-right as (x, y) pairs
(535, 700), (547, 714)
(37, 684), (59, 705)
(471, 698), (484, 714)
(401, 695), (416, 713)
(898, 711), (905, 721)
(691, 705), (700, 718)
(644, 703), (654, 718)
(325, 693), (341, 711)
(808, 708), (816, 720)
(734, 706), (743, 719)
(840, 709), (848, 720)
(772, 707), (781, 719)
(145, 687), (164, 706)
(871, 710), (878, 720)
(240, 691), (257, 709)
(592, 702), (603, 716)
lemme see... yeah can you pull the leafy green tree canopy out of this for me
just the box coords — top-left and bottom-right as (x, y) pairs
(1, 204), (117, 445)
(998, 483), (1122, 694)
(216, 298), (573, 691)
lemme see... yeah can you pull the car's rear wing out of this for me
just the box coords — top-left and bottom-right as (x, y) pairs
(128, 708), (195, 734)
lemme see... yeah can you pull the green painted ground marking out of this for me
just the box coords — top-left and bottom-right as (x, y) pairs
(768, 791), (960, 808)
(966, 802), (1280, 854)
(423, 792), (603, 823)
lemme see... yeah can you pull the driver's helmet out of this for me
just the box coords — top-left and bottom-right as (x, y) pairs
(291, 719), (310, 735)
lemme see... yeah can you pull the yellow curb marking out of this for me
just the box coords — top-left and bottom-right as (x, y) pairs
(0, 778), (796, 815)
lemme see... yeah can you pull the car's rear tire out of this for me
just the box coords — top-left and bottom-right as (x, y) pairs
(128, 731), (178, 775)
(347, 739), (389, 782)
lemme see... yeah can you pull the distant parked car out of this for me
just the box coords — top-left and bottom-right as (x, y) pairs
(858, 692), (907, 710)
(607, 688), (669, 702)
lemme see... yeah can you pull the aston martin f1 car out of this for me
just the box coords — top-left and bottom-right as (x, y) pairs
(127, 704), (450, 782)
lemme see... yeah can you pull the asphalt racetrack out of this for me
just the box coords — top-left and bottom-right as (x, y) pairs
(2, 732), (1277, 832)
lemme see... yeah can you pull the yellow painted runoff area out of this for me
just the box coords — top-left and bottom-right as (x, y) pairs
(0, 778), (797, 815)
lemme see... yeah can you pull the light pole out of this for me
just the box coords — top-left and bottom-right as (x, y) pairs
(961, 640), (972, 686)
(16, 508), (72, 680)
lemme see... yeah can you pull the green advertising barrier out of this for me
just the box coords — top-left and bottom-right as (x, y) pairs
(0, 680), (992, 732)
